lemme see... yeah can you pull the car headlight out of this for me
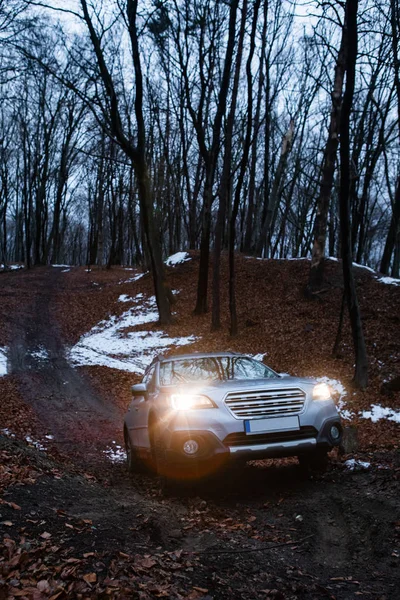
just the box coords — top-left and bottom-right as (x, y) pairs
(170, 393), (215, 410)
(312, 382), (331, 401)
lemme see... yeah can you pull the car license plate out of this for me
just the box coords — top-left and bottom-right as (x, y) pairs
(245, 416), (300, 434)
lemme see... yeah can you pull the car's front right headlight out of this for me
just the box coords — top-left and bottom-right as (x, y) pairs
(312, 382), (331, 401)
(170, 393), (215, 411)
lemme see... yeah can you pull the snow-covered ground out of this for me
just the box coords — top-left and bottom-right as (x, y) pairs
(377, 276), (400, 286)
(68, 292), (197, 374)
(30, 345), (49, 361)
(118, 294), (134, 303)
(0, 264), (24, 270)
(360, 404), (400, 423)
(165, 252), (191, 266)
(0, 347), (8, 377)
(352, 262), (376, 273)
(103, 441), (126, 464)
(345, 458), (371, 471)
(118, 272), (146, 285)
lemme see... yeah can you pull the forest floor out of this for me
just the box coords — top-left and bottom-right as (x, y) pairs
(0, 254), (399, 599)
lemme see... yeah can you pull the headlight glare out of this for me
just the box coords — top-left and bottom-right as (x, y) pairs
(312, 382), (331, 401)
(170, 393), (214, 410)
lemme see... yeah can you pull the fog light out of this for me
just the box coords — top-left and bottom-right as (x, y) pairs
(183, 439), (199, 455)
(331, 425), (340, 440)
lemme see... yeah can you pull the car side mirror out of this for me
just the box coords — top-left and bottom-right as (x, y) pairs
(131, 383), (148, 397)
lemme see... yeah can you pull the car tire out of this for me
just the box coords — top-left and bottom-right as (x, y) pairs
(124, 427), (144, 474)
(298, 450), (329, 474)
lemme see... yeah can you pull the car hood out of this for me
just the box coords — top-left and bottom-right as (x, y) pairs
(161, 376), (315, 399)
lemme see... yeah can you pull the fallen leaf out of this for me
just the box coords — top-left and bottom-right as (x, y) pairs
(1, 520), (13, 526)
(140, 557), (157, 569)
(66, 557), (81, 563)
(37, 580), (51, 593)
(83, 572), (97, 584)
(40, 531), (52, 539)
(0, 499), (21, 510)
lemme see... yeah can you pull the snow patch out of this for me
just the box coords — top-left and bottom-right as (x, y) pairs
(118, 294), (134, 303)
(275, 257), (310, 261)
(62, 269), (70, 273)
(119, 272), (146, 285)
(30, 346), (49, 361)
(68, 292), (197, 374)
(0, 347), (8, 377)
(360, 404), (400, 423)
(345, 459), (371, 471)
(336, 399), (354, 421)
(1, 428), (15, 438)
(0, 264), (24, 270)
(103, 442), (126, 464)
(165, 252), (191, 266)
(352, 262), (375, 273)
(377, 276), (400, 286)
(1, 428), (55, 449)
(25, 435), (46, 452)
(51, 264), (71, 268)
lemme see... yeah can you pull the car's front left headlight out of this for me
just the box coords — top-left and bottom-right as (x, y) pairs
(312, 382), (331, 401)
(170, 393), (215, 410)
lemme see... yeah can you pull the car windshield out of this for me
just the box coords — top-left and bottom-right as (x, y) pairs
(159, 356), (277, 386)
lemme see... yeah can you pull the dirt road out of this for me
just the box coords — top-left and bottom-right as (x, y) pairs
(7, 268), (122, 462)
(1, 268), (399, 599)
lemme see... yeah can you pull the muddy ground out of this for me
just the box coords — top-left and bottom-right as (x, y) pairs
(0, 265), (399, 599)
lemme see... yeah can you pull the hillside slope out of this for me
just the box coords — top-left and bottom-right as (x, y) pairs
(0, 256), (399, 600)
(52, 252), (400, 451)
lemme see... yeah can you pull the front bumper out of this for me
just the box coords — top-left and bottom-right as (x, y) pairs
(161, 400), (342, 465)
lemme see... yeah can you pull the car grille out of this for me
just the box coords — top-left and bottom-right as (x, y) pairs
(224, 387), (306, 419)
(224, 426), (317, 447)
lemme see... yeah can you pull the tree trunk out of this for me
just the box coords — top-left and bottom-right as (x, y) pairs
(229, 0), (261, 336)
(255, 120), (294, 257)
(193, 0), (239, 315)
(243, 0), (268, 254)
(339, 0), (368, 389)
(380, 0), (400, 274)
(211, 0), (247, 331)
(308, 8), (348, 291)
(81, 0), (172, 324)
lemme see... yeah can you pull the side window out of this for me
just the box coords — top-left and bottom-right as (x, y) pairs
(142, 364), (156, 392)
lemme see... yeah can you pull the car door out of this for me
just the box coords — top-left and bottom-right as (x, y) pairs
(130, 364), (157, 449)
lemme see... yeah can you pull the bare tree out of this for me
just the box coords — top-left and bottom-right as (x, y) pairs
(79, 0), (172, 324)
(307, 4), (349, 292)
(339, 0), (368, 389)
(380, 0), (400, 277)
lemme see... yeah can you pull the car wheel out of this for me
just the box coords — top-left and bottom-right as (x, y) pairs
(298, 450), (329, 474)
(124, 427), (143, 474)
